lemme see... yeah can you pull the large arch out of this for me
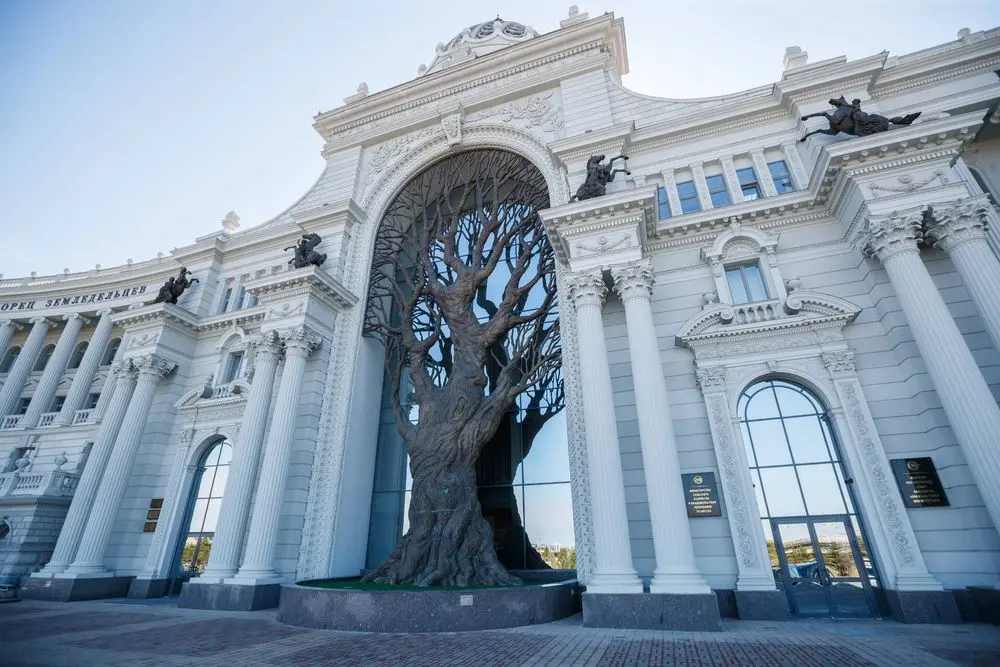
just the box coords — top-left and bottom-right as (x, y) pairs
(298, 124), (593, 583)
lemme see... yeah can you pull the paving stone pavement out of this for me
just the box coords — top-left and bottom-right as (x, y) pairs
(2, 598), (1000, 667)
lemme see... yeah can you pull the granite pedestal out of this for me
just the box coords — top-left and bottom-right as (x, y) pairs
(582, 592), (722, 631)
(953, 587), (1000, 625)
(19, 575), (134, 602)
(127, 577), (170, 599)
(178, 581), (281, 611)
(734, 590), (789, 620)
(885, 590), (962, 624)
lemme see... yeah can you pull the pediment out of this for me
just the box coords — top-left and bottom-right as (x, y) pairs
(175, 379), (251, 410)
(675, 290), (860, 348)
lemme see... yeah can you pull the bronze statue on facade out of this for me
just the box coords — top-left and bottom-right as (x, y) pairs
(152, 267), (199, 304)
(569, 154), (631, 201)
(285, 232), (327, 268)
(799, 96), (921, 142)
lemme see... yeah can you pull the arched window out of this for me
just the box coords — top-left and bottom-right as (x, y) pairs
(176, 440), (231, 578)
(33, 344), (55, 372)
(101, 338), (121, 366)
(0, 521), (9, 540)
(0, 346), (20, 373)
(68, 341), (89, 370)
(739, 379), (878, 618)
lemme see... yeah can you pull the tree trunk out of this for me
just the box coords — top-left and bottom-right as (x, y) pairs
(364, 445), (521, 586)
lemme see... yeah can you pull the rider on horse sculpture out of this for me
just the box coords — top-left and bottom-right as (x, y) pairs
(152, 267), (199, 305)
(570, 154), (631, 202)
(799, 96), (921, 142)
(286, 233), (327, 269)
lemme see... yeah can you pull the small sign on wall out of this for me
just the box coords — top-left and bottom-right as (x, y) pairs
(682, 472), (722, 518)
(143, 498), (164, 533)
(890, 457), (949, 508)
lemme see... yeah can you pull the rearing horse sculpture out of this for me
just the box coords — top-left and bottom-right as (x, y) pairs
(570, 154), (631, 202)
(799, 96), (921, 142)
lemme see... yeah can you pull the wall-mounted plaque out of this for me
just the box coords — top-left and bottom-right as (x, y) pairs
(682, 472), (722, 518)
(890, 457), (949, 508)
(142, 521), (158, 533)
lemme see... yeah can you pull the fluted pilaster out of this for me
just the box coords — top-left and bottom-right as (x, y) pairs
(612, 261), (710, 594)
(38, 361), (138, 576)
(62, 355), (175, 576)
(230, 327), (320, 584)
(751, 149), (778, 197)
(56, 310), (114, 425)
(22, 314), (86, 427)
(196, 331), (284, 583)
(860, 208), (1000, 535)
(564, 268), (642, 594)
(0, 317), (51, 417)
(926, 195), (1000, 354)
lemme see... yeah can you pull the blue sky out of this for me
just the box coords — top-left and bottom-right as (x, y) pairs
(2, 0), (998, 278)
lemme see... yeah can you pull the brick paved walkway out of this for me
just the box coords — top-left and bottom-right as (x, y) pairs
(3, 598), (1000, 666)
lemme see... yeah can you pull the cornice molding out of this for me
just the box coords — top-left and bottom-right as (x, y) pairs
(243, 265), (358, 311)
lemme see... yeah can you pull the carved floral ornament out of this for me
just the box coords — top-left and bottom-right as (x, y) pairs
(610, 260), (655, 302)
(562, 267), (607, 306)
(924, 194), (993, 251)
(859, 194), (994, 261)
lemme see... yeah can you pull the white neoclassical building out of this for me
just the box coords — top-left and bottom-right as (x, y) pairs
(5, 9), (1000, 626)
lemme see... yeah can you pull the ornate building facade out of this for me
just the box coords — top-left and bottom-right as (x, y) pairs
(5, 10), (1000, 625)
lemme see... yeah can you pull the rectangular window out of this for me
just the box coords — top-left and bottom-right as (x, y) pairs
(705, 174), (731, 208)
(656, 186), (672, 219)
(16, 397), (30, 415)
(85, 393), (101, 409)
(223, 352), (245, 383)
(737, 167), (762, 201)
(725, 262), (769, 304)
(52, 396), (66, 412)
(768, 160), (795, 193)
(4, 447), (30, 472)
(218, 280), (234, 314)
(246, 294), (259, 308)
(676, 180), (701, 214)
(233, 286), (246, 310)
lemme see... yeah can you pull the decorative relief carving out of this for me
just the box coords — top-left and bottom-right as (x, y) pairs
(281, 327), (322, 355)
(563, 268), (607, 307)
(858, 208), (925, 262)
(924, 194), (992, 251)
(131, 354), (176, 379)
(266, 301), (305, 320)
(440, 111), (463, 147)
(575, 234), (633, 257)
(707, 394), (757, 568)
(362, 125), (443, 186)
(822, 350), (857, 377)
(695, 365), (727, 392)
(839, 381), (915, 565)
(869, 169), (949, 198)
(466, 91), (563, 136)
(610, 260), (654, 302)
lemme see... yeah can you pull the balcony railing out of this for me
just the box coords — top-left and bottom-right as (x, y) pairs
(0, 415), (22, 430)
(0, 469), (79, 499)
(38, 412), (59, 427)
(72, 409), (93, 425)
(728, 298), (783, 325)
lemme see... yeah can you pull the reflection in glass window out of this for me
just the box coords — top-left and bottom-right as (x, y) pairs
(68, 341), (88, 370)
(656, 186), (671, 219)
(33, 345), (55, 372)
(768, 160), (795, 193)
(737, 167), (761, 200)
(101, 338), (121, 366)
(676, 180), (701, 214)
(706, 174), (731, 208)
(725, 263), (768, 304)
(176, 440), (231, 575)
(0, 346), (20, 373)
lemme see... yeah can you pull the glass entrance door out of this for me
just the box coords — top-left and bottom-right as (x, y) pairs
(771, 515), (877, 618)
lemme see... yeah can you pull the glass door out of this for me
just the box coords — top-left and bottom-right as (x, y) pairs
(772, 515), (877, 618)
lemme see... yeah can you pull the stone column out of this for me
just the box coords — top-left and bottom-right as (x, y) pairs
(719, 156), (744, 205)
(229, 327), (320, 584)
(690, 162), (713, 211)
(751, 149), (779, 197)
(195, 331), (284, 584)
(0, 317), (51, 418)
(0, 320), (20, 360)
(660, 169), (683, 217)
(925, 196), (1000, 355)
(61, 355), (175, 576)
(564, 269), (642, 594)
(861, 209), (1000, 534)
(612, 261), (711, 594)
(34, 361), (138, 576)
(22, 314), (86, 427)
(90, 333), (127, 423)
(56, 309), (114, 425)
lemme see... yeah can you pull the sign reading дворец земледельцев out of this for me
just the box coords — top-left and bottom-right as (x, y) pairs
(0, 284), (152, 312)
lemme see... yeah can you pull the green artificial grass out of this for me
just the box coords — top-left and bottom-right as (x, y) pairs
(297, 578), (524, 592)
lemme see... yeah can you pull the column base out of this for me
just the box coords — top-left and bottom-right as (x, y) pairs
(55, 568), (115, 579)
(734, 590), (789, 620)
(650, 570), (712, 595)
(585, 569), (643, 594)
(177, 581), (281, 611)
(582, 592), (722, 631)
(127, 578), (171, 599)
(186, 571), (236, 586)
(885, 589), (962, 624)
(20, 575), (133, 602)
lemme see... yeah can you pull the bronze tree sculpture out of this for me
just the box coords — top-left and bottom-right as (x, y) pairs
(285, 233), (327, 268)
(799, 96), (921, 142)
(569, 154), (630, 201)
(362, 149), (560, 586)
(152, 267), (199, 304)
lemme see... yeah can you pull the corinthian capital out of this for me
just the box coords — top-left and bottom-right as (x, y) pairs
(695, 365), (727, 393)
(611, 260), (655, 303)
(131, 354), (177, 379)
(563, 267), (607, 307)
(858, 208), (925, 263)
(280, 326), (322, 356)
(248, 329), (284, 360)
(924, 195), (992, 251)
(111, 359), (138, 381)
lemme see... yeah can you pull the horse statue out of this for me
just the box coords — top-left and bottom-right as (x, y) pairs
(569, 154), (631, 202)
(152, 267), (199, 305)
(285, 233), (327, 269)
(799, 96), (921, 142)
